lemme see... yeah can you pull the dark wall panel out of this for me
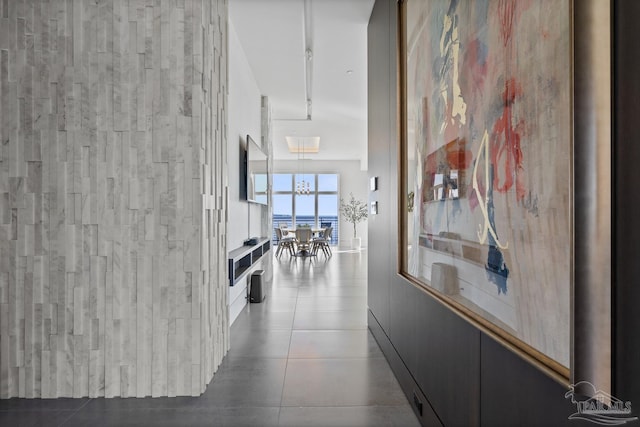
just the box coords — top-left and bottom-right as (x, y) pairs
(367, 0), (392, 331)
(480, 336), (591, 427)
(369, 311), (443, 426)
(613, 0), (640, 413)
(388, 277), (418, 374)
(414, 290), (480, 427)
(367, 1), (635, 426)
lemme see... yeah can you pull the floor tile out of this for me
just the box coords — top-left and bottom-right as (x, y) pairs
(281, 358), (408, 407)
(293, 310), (368, 330)
(288, 330), (384, 359)
(297, 286), (367, 298)
(249, 296), (298, 312)
(196, 358), (287, 408)
(265, 287), (299, 298)
(79, 396), (199, 411)
(295, 296), (367, 312)
(0, 410), (76, 427)
(228, 329), (292, 359)
(202, 407), (280, 426)
(232, 310), (295, 330)
(278, 405), (421, 427)
(62, 407), (280, 427)
(0, 398), (90, 411)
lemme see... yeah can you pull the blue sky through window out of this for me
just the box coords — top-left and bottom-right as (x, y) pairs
(273, 174), (336, 217)
(318, 174), (338, 191)
(272, 173), (339, 244)
(273, 174), (292, 191)
(318, 195), (337, 216)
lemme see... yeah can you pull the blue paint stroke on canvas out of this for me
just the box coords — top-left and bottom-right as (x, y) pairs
(485, 165), (509, 294)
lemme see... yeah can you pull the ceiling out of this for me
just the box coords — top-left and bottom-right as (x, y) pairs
(229, 0), (375, 169)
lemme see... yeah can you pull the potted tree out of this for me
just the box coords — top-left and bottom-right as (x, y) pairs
(340, 193), (368, 250)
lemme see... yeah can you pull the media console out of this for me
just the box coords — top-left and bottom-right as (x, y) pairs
(228, 237), (271, 286)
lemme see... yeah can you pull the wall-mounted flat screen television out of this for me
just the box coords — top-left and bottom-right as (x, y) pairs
(245, 135), (268, 205)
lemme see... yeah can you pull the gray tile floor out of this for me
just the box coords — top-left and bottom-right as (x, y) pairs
(0, 249), (420, 426)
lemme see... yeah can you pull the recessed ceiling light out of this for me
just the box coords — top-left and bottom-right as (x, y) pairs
(286, 136), (320, 153)
(346, 70), (354, 75)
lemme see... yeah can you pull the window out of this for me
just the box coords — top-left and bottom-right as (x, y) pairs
(294, 193), (314, 227)
(273, 194), (292, 229)
(318, 174), (338, 192)
(273, 173), (293, 192)
(272, 173), (339, 245)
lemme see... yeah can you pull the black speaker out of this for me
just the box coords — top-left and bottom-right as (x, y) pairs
(250, 270), (265, 303)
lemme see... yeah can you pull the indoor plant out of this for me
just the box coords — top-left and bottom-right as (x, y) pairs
(340, 193), (368, 250)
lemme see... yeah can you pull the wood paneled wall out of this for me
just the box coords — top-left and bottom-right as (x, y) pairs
(0, 0), (229, 399)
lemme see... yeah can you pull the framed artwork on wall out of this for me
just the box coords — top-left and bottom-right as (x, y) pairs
(399, 0), (611, 385)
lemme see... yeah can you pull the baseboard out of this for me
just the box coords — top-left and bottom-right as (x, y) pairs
(368, 310), (443, 427)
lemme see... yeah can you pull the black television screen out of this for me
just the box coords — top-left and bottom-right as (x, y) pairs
(246, 135), (268, 205)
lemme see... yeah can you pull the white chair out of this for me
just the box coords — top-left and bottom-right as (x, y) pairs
(312, 226), (332, 257)
(275, 228), (295, 257)
(295, 228), (313, 256)
(279, 223), (293, 238)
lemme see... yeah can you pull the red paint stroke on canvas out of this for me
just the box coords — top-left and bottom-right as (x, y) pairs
(424, 138), (472, 172)
(490, 78), (526, 201)
(497, 0), (531, 81)
(498, 0), (531, 46)
(493, 1), (530, 202)
(498, 0), (516, 46)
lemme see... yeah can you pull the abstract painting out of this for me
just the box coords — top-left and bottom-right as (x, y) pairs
(403, 0), (572, 371)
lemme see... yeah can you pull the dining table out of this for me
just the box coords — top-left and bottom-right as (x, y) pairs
(280, 228), (325, 257)
(279, 228), (324, 235)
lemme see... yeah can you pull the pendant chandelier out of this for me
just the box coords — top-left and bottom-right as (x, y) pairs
(296, 140), (311, 195)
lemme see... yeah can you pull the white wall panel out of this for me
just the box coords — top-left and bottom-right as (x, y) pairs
(0, 0), (229, 399)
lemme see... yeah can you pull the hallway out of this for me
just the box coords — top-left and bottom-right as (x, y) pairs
(0, 250), (419, 426)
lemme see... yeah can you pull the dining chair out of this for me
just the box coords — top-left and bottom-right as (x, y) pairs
(279, 222), (292, 238)
(275, 228), (295, 257)
(320, 222), (333, 244)
(295, 228), (313, 256)
(312, 226), (333, 257)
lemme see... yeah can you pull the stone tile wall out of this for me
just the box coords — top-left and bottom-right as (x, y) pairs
(0, 0), (229, 398)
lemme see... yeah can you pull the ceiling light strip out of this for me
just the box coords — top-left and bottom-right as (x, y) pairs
(303, 0), (313, 120)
